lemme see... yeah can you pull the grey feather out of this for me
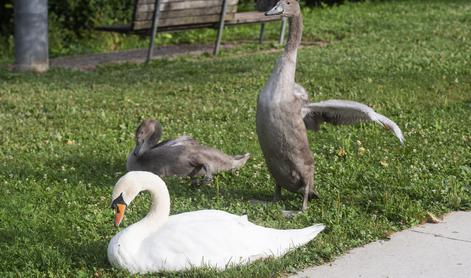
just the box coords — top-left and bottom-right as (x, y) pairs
(302, 99), (404, 144)
(127, 120), (250, 185)
(256, 1), (316, 211)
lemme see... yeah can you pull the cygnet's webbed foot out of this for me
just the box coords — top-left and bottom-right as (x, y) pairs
(190, 176), (214, 186)
(272, 194), (281, 202)
(190, 162), (214, 186)
(301, 203), (309, 211)
(308, 189), (320, 200)
(299, 191), (319, 211)
(201, 174), (213, 185)
(200, 163), (214, 185)
(191, 178), (201, 187)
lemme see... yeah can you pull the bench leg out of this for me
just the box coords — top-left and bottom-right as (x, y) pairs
(214, 0), (228, 55)
(279, 17), (287, 45)
(259, 23), (266, 44)
(146, 0), (162, 63)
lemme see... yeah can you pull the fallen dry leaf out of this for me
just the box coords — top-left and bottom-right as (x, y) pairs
(337, 147), (347, 157)
(65, 139), (76, 145)
(425, 212), (442, 224)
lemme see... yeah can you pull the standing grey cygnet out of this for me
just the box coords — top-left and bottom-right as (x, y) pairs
(257, 0), (404, 211)
(126, 119), (250, 185)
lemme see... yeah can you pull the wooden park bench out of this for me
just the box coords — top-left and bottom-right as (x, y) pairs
(96, 0), (286, 62)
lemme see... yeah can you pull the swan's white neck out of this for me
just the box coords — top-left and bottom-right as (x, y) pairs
(124, 173), (170, 236)
(139, 184), (170, 228)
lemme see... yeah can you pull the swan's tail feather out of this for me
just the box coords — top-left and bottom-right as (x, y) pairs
(270, 223), (325, 258)
(372, 112), (405, 144)
(295, 224), (325, 243)
(231, 153), (250, 170)
(282, 223), (325, 250)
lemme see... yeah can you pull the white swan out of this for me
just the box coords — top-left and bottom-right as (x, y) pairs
(107, 171), (325, 274)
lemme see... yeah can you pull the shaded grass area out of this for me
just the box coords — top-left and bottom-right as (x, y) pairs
(1, 0), (471, 277)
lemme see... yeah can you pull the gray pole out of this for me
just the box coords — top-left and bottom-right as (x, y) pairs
(146, 0), (162, 63)
(14, 0), (49, 72)
(213, 0), (228, 55)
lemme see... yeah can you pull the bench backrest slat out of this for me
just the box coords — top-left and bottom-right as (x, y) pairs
(132, 0), (239, 30)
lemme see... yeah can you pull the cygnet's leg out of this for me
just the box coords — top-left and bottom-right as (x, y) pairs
(307, 170), (319, 200)
(189, 153), (214, 185)
(201, 163), (214, 185)
(273, 183), (282, 202)
(302, 181), (311, 211)
(189, 159), (205, 186)
(189, 165), (213, 186)
(189, 165), (202, 186)
(309, 187), (319, 200)
(301, 171), (315, 211)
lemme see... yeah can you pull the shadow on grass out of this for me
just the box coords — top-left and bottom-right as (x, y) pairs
(0, 153), (124, 187)
(0, 228), (110, 272)
(2, 54), (264, 91)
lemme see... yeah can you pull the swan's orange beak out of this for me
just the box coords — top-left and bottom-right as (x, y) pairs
(114, 204), (126, 227)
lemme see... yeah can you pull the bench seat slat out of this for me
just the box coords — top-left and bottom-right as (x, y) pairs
(225, 11), (281, 25)
(135, 6), (238, 21)
(133, 11), (281, 31)
(134, 14), (231, 30)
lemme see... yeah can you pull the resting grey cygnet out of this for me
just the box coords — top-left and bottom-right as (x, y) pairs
(126, 119), (250, 185)
(257, 0), (404, 211)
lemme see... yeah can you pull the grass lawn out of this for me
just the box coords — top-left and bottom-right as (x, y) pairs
(1, 0), (470, 277)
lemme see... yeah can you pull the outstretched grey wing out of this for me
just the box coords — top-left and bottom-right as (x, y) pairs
(302, 99), (404, 144)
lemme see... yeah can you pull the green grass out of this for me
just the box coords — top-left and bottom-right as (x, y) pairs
(1, 0), (471, 277)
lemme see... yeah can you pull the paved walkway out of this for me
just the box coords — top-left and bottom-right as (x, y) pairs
(292, 211), (471, 278)
(50, 43), (235, 71)
(48, 41), (328, 71)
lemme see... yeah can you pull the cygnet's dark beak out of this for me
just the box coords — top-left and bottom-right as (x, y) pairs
(133, 143), (142, 156)
(265, 3), (283, 16)
(133, 140), (148, 157)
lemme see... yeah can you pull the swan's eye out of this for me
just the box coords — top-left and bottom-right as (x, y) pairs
(287, 2), (290, 4)
(111, 192), (127, 209)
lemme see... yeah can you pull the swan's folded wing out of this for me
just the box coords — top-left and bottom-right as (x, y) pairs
(302, 99), (404, 144)
(165, 136), (198, 147)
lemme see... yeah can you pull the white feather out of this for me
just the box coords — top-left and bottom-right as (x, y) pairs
(108, 172), (325, 274)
